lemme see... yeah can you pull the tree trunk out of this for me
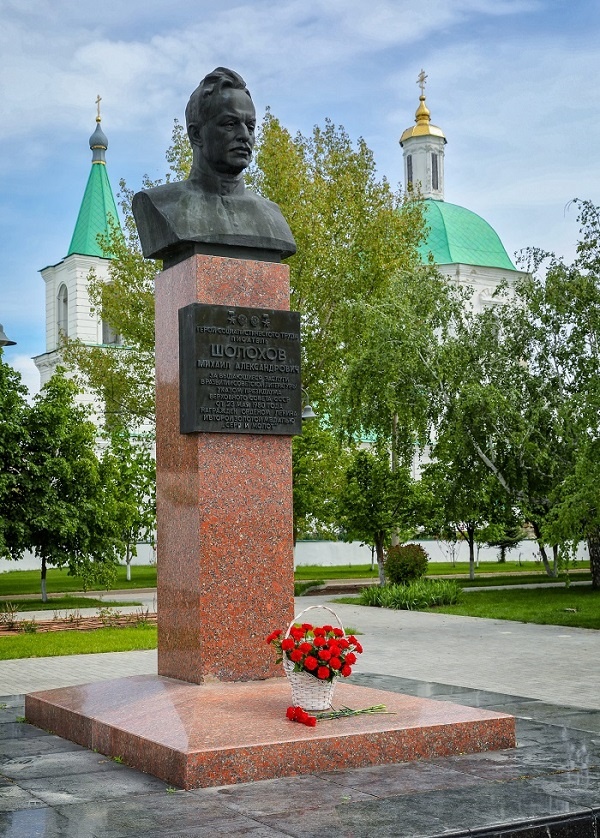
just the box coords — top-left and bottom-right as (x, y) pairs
(375, 537), (386, 586)
(40, 556), (47, 603)
(467, 525), (476, 581)
(532, 522), (557, 577)
(588, 531), (600, 589)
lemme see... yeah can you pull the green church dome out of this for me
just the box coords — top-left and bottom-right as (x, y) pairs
(419, 198), (516, 271)
(67, 115), (120, 259)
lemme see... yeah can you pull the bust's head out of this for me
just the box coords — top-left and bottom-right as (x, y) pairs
(186, 68), (256, 178)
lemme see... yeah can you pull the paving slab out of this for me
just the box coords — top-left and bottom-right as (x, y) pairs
(1, 594), (599, 835)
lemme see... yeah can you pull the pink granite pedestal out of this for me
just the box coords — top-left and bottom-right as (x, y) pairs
(154, 254), (295, 683)
(25, 676), (515, 790)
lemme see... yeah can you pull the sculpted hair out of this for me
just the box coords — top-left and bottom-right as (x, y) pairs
(186, 68), (251, 134)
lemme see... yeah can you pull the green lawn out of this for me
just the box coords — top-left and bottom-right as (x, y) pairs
(294, 560), (589, 581)
(0, 596), (143, 613)
(337, 585), (600, 630)
(0, 566), (157, 597)
(433, 586), (600, 629)
(0, 625), (157, 660)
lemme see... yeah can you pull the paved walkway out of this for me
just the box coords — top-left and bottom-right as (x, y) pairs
(2, 594), (600, 837)
(1, 594), (598, 708)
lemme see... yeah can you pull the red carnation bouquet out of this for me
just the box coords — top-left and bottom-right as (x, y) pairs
(266, 621), (363, 682)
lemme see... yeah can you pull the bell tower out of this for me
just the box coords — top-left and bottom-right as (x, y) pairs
(400, 70), (447, 200)
(33, 98), (122, 407)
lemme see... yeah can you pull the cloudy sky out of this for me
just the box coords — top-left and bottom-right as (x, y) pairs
(1, 0), (599, 394)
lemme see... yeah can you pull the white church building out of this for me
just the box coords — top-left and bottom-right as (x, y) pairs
(400, 72), (527, 310)
(33, 107), (121, 413)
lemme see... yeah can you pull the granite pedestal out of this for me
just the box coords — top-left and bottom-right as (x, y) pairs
(25, 676), (515, 790)
(153, 254), (296, 683)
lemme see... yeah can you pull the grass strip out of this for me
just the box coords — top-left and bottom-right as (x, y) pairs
(0, 625), (157, 660)
(428, 586), (600, 629)
(1, 596), (142, 613)
(337, 585), (600, 630)
(0, 566), (158, 597)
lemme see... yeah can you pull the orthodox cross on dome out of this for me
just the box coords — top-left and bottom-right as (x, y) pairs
(95, 94), (102, 122)
(417, 69), (428, 97)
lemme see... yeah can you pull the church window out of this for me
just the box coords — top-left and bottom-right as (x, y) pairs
(432, 153), (439, 191)
(102, 320), (122, 346)
(57, 284), (69, 337)
(406, 154), (413, 186)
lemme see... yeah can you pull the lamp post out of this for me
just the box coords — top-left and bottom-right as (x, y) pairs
(0, 324), (16, 347)
(301, 388), (316, 420)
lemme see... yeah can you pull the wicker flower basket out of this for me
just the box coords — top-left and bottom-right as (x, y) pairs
(283, 605), (344, 711)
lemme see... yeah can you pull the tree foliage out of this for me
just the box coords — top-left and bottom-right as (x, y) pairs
(99, 428), (156, 580)
(247, 112), (428, 410)
(0, 365), (157, 598)
(337, 448), (421, 584)
(17, 373), (125, 598)
(426, 199), (600, 585)
(0, 354), (30, 558)
(292, 420), (351, 544)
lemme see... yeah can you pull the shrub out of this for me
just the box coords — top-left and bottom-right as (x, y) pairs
(384, 544), (429, 585)
(358, 579), (462, 610)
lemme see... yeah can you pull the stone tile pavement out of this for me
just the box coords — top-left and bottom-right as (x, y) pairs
(1, 595), (599, 836)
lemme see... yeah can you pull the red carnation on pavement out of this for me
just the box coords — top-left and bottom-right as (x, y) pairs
(281, 638), (295, 651)
(317, 666), (331, 680)
(290, 649), (303, 662)
(345, 652), (357, 665)
(341, 664), (352, 677)
(299, 642), (313, 653)
(304, 655), (318, 670)
(329, 656), (342, 670)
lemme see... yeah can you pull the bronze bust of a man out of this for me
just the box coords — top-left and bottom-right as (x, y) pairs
(133, 68), (296, 267)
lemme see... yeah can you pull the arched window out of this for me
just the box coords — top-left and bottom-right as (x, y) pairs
(102, 319), (122, 346)
(431, 153), (439, 191)
(57, 284), (69, 337)
(406, 154), (413, 187)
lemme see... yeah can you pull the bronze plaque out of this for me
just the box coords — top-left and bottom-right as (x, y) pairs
(179, 303), (302, 435)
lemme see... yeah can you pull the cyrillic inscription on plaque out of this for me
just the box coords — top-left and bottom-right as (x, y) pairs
(179, 303), (302, 435)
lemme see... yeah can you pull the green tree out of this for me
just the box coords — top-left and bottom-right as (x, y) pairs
(292, 420), (351, 544)
(0, 354), (30, 559)
(423, 431), (515, 580)
(19, 372), (124, 600)
(247, 113), (427, 410)
(485, 521), (528, 563)
(337, 448), (420, 584)
(100, 428), (156, 580)
(427, 200), (600, 586)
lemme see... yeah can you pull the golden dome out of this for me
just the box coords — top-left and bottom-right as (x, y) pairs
(400, 94), (446, 145)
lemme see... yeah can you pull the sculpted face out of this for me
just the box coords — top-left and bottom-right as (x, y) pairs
(192, 87), (256, 176)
